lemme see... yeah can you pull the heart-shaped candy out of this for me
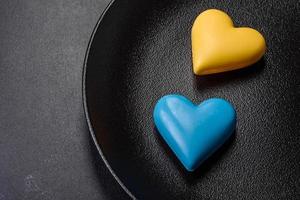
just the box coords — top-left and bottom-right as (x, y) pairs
(153, 95), (236, 171)
(192, 9), (266, 75)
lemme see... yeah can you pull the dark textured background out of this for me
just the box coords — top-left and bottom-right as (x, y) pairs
(1, 0), (300, 199)
(0, 0), (129, 199)
(85, 0), (300, 199)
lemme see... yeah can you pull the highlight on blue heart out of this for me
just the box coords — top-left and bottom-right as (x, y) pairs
(153, 94), (236, 172)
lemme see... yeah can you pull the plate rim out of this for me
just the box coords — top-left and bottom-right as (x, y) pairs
(82, 0), (136, 199)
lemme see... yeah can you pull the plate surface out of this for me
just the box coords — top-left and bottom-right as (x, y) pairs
(83, 0), (300, 199)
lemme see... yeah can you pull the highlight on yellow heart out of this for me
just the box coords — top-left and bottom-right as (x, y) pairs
(191, 9), (266, 75)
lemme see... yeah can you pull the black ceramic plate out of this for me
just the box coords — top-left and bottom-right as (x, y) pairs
(83, 0), (300, 199)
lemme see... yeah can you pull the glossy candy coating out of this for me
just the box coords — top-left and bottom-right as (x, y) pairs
(153, 95), (236, 171)
(191, 9), (266, 75)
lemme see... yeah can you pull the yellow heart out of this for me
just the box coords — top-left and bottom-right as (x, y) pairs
(191, 9), (266, 75)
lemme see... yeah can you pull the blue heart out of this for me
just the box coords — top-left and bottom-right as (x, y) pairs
(153, 94), (236, 171)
